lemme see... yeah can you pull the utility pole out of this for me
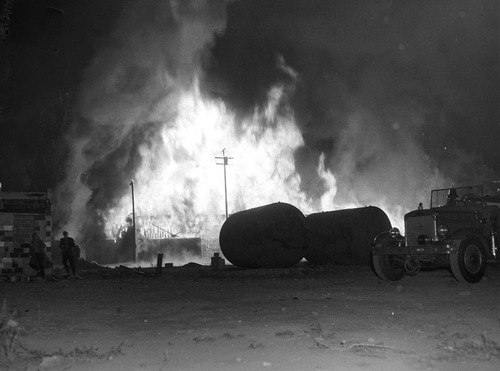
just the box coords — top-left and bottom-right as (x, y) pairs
(129, 180), (137, 262)
(215, 149), (233, 219)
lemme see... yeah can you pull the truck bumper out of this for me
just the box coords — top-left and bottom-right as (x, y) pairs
(373, 241), (460, 256)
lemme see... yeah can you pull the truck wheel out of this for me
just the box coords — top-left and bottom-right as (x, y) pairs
(373, 254), (405, 281)
(450, 237), (487, 283)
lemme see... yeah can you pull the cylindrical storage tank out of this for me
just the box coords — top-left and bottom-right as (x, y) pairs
(304, 206), (391, 265)
(219, 202), (308, 268)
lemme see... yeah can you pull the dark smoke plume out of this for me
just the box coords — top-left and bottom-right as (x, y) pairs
(200, 0), (500, 204)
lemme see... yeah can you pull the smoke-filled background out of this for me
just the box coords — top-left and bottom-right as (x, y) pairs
(0, 0), (499, 249)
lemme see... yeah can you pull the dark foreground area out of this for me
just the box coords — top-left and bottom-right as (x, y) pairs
(2, 262), (500, 370)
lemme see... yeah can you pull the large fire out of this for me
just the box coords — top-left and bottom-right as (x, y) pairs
(54, 1), (455, 258)
(97, 78), (406, 251)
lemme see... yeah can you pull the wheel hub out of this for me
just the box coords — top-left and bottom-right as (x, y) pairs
(464, 244), (482, 274)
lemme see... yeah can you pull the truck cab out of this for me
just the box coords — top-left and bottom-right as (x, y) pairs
(372, 185), (500, 283)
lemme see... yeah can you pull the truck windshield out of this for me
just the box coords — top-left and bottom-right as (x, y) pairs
(430, 185), (483, 208)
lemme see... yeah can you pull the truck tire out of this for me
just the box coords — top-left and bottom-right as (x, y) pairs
(372, 254), (405, 281)
(450, 237), (487, 283)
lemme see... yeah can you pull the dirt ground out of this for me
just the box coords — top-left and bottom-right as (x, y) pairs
(2, 260), (500, 371)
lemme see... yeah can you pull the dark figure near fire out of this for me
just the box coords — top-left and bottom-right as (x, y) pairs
(29, 233), (49, 278)
(59, 231), (80, 278)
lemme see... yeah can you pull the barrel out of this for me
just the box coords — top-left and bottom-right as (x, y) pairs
(304, 206), (391, 265)
(219, 202), (308, 268)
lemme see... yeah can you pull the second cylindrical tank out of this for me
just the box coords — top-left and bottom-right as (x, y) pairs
(304, 206), (391, 265)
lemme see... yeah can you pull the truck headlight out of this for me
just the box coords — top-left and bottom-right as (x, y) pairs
(417, 234), (431, 245)
(437, 224), (449, 237)
(390, 227), (401, 237)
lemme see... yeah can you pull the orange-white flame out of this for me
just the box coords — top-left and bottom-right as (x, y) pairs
(102, 78), (409, 246)
(104, 81), (308, 241)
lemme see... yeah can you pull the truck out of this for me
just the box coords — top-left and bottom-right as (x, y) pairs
(372, 185), (500, 283)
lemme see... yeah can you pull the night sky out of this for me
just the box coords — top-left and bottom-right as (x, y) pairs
(1, 0), (499, 241)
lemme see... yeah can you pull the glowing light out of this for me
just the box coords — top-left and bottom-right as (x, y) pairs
(101, 80), (325, 244)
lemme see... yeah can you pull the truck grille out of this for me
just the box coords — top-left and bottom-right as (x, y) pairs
(405, 215), (436, 246)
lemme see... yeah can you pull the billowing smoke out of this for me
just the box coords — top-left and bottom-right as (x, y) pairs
(55, 0), (229, 247)
(200, 0), (500, 210)
(47, 0), (500, 243)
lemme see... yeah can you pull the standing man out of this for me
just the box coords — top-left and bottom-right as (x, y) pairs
(59, 231), (79, 278)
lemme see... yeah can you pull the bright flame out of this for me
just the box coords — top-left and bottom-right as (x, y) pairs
(60, 78), (410, 257)
(103, 80), (332, 245)
(99, 76), (413, 248)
